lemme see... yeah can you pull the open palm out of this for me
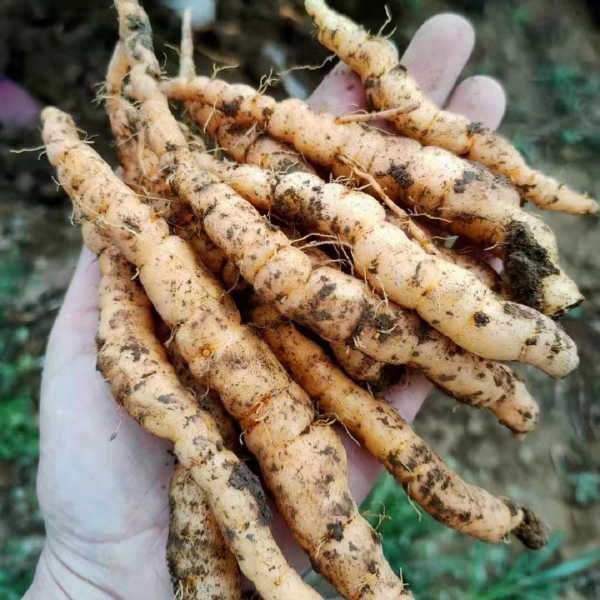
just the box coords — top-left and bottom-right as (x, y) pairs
(25, 13), (506, 599)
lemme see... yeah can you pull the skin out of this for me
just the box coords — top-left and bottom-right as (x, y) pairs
(25, 13), (505, 599)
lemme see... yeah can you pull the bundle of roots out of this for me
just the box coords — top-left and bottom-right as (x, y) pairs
(40, 1), (593, 598)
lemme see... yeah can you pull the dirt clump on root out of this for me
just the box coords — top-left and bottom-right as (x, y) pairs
(503, 221), (562, 312)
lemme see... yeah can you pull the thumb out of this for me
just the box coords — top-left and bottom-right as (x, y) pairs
(42, 245), (100, 381)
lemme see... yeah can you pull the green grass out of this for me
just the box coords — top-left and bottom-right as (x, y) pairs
(359, 473), (600, 600)
(0, 244), (40, 595)
(0, 246), (39, 462)
(0, 539), (40, 600)
(534, 64), (600, 149)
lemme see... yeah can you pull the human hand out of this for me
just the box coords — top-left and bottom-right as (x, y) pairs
(25, 13), (506, 599)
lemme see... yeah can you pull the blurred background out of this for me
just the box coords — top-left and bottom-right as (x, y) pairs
(0, 0), (599, 597)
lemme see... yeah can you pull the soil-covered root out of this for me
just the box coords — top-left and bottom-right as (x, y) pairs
(194, 105), (316, 176)
(383, 212), (509, 296)
(165, 332), (246, 600)
(182, 82), (508, 298)
(168, 464), (242, 600)
(168, 343), (241, 452)
(180, 151), (542, 430)
(84, 220), (241, 454)
(165, 79), (582, 319)
(172, 12), (316, 178)
(250, 304), (549, 548)
(95, 227), (242, 600)
(125, 141), (542, 432)
(303, 0), (597, 216)
(187, 215), (397, 390)
(196, 110), (510, 297)
(190, 221), (396, 388)
(176, 112), (578, 382)
(44, 107), (331, 600)
(106, 42), (166, 196)
(260, 103), (582, 317)
(166, 15), (580, 316)
(178, 194), (539, 435)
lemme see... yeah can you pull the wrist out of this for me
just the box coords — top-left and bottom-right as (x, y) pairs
(23, 544), (115, 600)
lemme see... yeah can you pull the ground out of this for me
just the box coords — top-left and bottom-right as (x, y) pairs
(0, 0), (598, 597)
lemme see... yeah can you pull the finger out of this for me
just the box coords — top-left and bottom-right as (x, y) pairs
(401, 13), (475, 107)
(308, 61), (367, 116)
(44, 245), (100, 376)
(445, 75), (506, 130)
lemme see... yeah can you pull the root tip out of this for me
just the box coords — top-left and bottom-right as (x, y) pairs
(514, 506), (550, 549)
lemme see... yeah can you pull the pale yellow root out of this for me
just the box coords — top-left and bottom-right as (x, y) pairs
(44, 108), (330, 600)
(250, 303), (549, 549)
(189, 221), (392, 386)
(333, 152), (439, 256)
(154, 125), (542, 431)
(168, 464), (242, 600)
(193, 107), (509, 297)
(176, 16), (315, 179)
(179, 8), (196, 82)
(304, 0), (598, 216)
(264, 104), (582, 317)
(169, 345), (241, 452)
(115, 7), (553, 589)
(115, 0), (548, 433)
(193, 215), (393, 390)
(189, 219), (393, 388)
(111, 46), (250, 300)
(177, 109), (578, 382)
(192, 101), (316, 176)
(109, 79), (542, 432)
(165, 77), (583, 318)
(166, 369), (244, 600)
(106, 42), (166, 196)
(164, 316), (243, 600)
(383, 212), (510, 296)
(166, 20), (582, 316)
(47, 85), (413, 597)
(180, 64), (506, 299)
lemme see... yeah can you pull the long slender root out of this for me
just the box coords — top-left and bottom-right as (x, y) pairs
(250, 303), (549, 549)
(329, 340), (391, 385)
(168, 464), (242, 600)
(38, 0), (579, 591)
(165, 77), (584, 318)
(182, 192), (538, 434)
(47, 30), (411, 592)
(303, 0), (597, 216)
(114, 1), (547, 433)
(95, 228), (242, 600)
(180, 146), (543, 430)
